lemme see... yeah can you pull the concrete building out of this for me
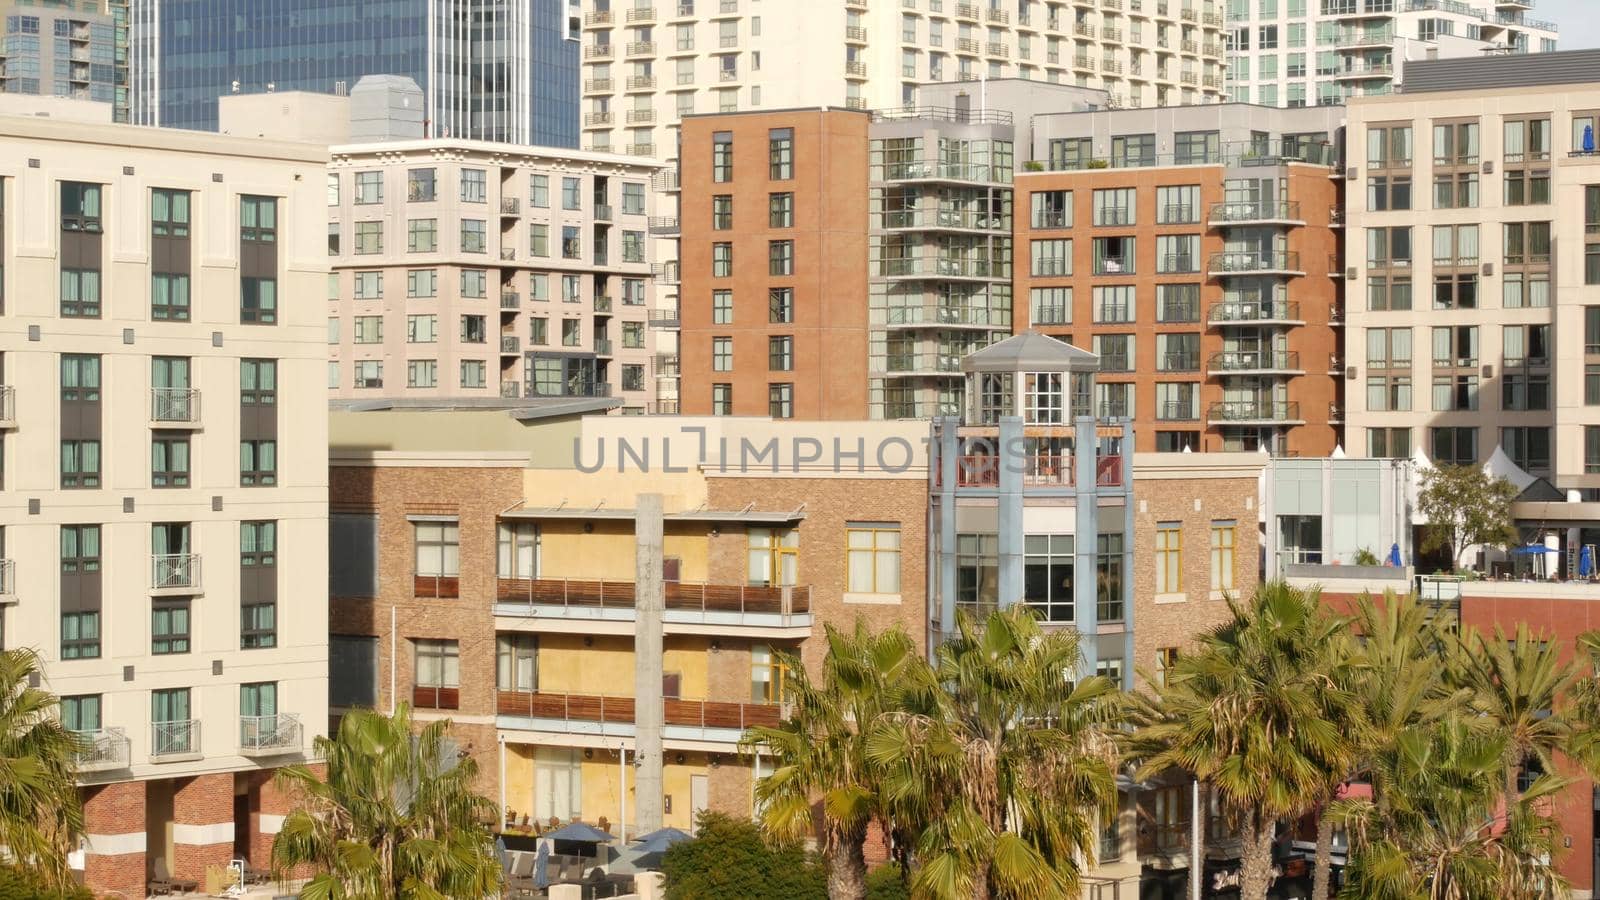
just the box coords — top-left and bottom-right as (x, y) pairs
(0, 0), (130, 123)
(1344, 51), (1600, 492)
(1223, 0), (1558, 109)
(127, 0), (581, 147)
(327, 408), (930, 839)
(1016, 101), (1346, 454)
(0, 114), (328, 894)
(326, 138), (662, 411)
(577, 0), (1228, 162)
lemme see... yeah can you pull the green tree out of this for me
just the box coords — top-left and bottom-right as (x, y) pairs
(872, 606), (1122, 900)
(269, 705), (501, 899)
(1417, 465), (1518, 571)
(1334, 716), (1568, 900)
(741, 621), (925, 900)
(1134, 583), (1359, 900)
(0, 648), (83, 891)
(0, 863), (93, 899)
(659, 811), (826, 900)
(1450, 624), (1576, 798)
(1564, 631), (1600, 776)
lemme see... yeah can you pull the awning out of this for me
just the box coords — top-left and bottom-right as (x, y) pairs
(500, 504), (806, 524)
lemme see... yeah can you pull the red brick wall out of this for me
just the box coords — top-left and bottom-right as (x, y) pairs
(171, 773), (234, 882)
(82, 780), (146, 897)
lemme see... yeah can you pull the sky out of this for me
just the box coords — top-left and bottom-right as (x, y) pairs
(1543, 0), (1599, 51)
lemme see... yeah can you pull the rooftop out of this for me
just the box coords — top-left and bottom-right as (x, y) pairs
(962, 331), (1100, 373)
(1402, 48), (1600, 95)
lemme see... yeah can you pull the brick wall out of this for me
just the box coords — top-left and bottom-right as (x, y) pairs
(82, 780), (146, 897)
(171, 773), (234, 882)
(1131, 475), (1260, 687)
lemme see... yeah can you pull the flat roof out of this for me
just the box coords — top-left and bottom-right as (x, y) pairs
(330, 137), (663, 170)
(1402, 49), (1600, 95)
(330, 397), (619, 419)
(0, 113), (328, 164)
(502, 504), (806, 524)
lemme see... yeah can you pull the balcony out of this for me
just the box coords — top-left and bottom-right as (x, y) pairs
(956, 2), (981, 18)
(74, 728), (131, 773)
(152, 554), (200, 594)
(594, 295), (614, 313)
(500, 197), (521, 216)
(626, 5), (657, 22)
(501, 382), (521, 399)
(594, 338), (615, 355)
(240, 713), (302, 757)
(501, 336), (521, 355)
(585, 10), (613, 25)
(1207, 401), (1303, 425)
(1335, 62), (1393, 79)
(627, 75), (658, 91)
(957, 37), (982, 54)
(1207, 350), (1303, 374)
(626, 41), (657, 56)
(502, 290), (521, 309)
(496, 577), (811, 631)
(884, 305), (1011, 329)
(649, 216), (680, 235)
(986, 42), (1010, 57)
(1075, 23), (1097, 38)
(151, 719), (200, 760)
(1207, 251), (1303, 276)
(1207, 201), (1303, 226)
(150, 388), (200, 427)
(655, 353), (680, 376)
(987, 5), (1010, 22)
(651, 261), (680, 283)
(585, 77), (615, 93)
(594, 203), (615, 221)
(649, 308), (681, 328)
(585, 43), (614, 60)
(1207, 300), (1303, 326)
(627, 109), (656, 125)
(0, 559), (11, 603)
(496, 691), (784, 741)
(501, 247), (517, 261)
(846, 25), (868, 42)
(584, 111), (613, 127)
(939, 454), (1124, 489)
(883, 352), (964, 376)
(0, 385), (13, 428)
(529, 379), (614, 399)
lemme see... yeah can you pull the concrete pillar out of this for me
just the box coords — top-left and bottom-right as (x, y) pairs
(172, 772), (235, 882)
(1074, 414), (1101, 675)
(550, 884), (583, 900)
(83, 780), (147, 897)
(997, 417), (1024, 612)
(634, 871), (666, 900)
(936, 419), (960, 645)
(634, 492), (665, 834)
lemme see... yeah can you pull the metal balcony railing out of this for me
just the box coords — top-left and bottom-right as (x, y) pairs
(1208, 300), (1302, 323)
(496, 577), (811, 616)
(502, 290), (520, 309)
(495, 690), (786, 732)
(240, 713), (302, 755)
(152, 554), (200, 591)
(151, 388), (200, 425)
(0, 559), (12, 597)
(501, 336), (521, 354)
(1208, 200), (1302, 224)
(1207, 251), (1302, 274)
(1208, 350), (1301, 372)
(151, 719), (199, 757)
(1207, 400), (1302, 422)
(0, 385), (13, 426)
(74, 728), (130, 770)
(500, 197), (520, 215)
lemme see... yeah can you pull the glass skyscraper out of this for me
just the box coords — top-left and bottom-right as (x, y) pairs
(130, 0), (578, 147)
(0, 0), (130, 123)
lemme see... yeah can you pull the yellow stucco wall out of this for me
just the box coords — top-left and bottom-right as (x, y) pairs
(536, 633), (711, 699)
(536, 521), (711, 583)
(502, 745), (718, 834)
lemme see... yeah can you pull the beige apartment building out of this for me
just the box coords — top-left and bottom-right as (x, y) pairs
(1345, 50), (1600, 494)
(580, 0), (1226, 161)
(326, 140), (665, 412)
(0, 112), (328, 894)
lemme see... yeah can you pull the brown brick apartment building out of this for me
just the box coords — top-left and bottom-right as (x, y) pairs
(1014, 142), (1344, 456)
(677, 109), (872, 419)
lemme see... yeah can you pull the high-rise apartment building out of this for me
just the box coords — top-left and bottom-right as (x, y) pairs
(327, 138), (662, 410)
(1015, 101), (1346, 455)
(0, 113), (328, 895)
(128, 0), (581, 146)
(579, 0), (1227, 161)
(0, 0), (131, 122)
(1345, 50), (1600, 493)
(1223, 0), (1557, 109)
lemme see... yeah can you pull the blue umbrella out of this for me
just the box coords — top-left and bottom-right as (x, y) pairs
(496, 834), (510, 875)
(1585, 124), (1594, 153)
(631, 826), (692, 855)
(1580, 545), (1594, 578)
(544, 821), (616, 843)
(1387, 543), (1402, 567)
(1510, 545), (1548, 555)
(533, 840), (552, 889)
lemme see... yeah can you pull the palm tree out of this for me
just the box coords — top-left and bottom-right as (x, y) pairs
(0, 648), (83, 891)
(1334, 715), (1568, 899)
(1564, 631), (1600, 776)
(270, 704), (502, 898)
(872, 606), (1122, 900)
(1134, 582), (1359, 900)
(1450, 623), (1576, 798)
(741, 621), (925, 900)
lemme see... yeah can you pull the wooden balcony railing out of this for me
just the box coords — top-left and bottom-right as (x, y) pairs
(495, 577), (810, 616)
(496, 690), (783, 730)
(413, 685), (460, 710)
(937, 454), (1124, 488)
(415, 574), (460, 598)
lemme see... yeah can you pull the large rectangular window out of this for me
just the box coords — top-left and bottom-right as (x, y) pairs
(241, 196), (277, 243)
(414, 521), (460, 598)
(712, 132), (734, 182)
(152, 599), (190, 655)
(769, 128), (794, 180)
(1021, 534), (1074, 623)
(846, 524), (901, 594)
(1211, 522), (1236, 591)
(497, 633), (538, 691)
(413, 639), (460, 709)
(1155, 523), (1181, 594)
(1096, 534), (1124, 622)
(60, 269), (101, 318)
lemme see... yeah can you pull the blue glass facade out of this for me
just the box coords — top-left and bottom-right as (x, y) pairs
(138, 0), (578, 147)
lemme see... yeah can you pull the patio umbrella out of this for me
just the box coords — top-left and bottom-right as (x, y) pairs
(533, 839), (552, 890)
(1387, 543), (1402, 567)
(1581, 545), (1595, 578)
(1586, 124), (1595, 153)
(496, 834), (510, 876)
(544, 821), (616, 843)
(630, 827), (693, 870)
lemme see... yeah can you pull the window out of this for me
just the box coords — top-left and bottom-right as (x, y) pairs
(241, 521), (277, 648)
(459, 168), (486, 203)
(1367, 276), (1412, 311)
(769, 288), (793, 324)
(768, 240), (793, 276)
(460, 315), (487, 344)
(1504, 222), (1551, 267)
(531, 174), (549, 207)
(151, 689), (192, 753)
(712, 131), (734, 182)
(764, 336), (793, 371)
(768, 383), (793, 418)
(622, 182), (646, 215)
(1092, 188), (1136, 226)
(1433, 171), (1479, 210)
(151, 273), (190, 321)
(1156, 185), (1200, 224)
(354, 360), (383, 388)
(1156, 334), (1198, 371)
(407, 269), (438, 299)
(1023, 372), (1064, 424)
(61, 440), (101, 488)
(1366, 226), (1411, 268)
(747, 528), (799, 587)
(769, 128), (794, 179)
(497, 633), (538, 691)
(561, 319), (582, 347)
(1093, 237), (1134, 275)
(713, 243), (733, 277)
(1210, 522), (1235, 591)
(1156, 383), (1198, 421)
(1097, 534), (1124, 622)
(354, 171), (384, 204)
(622, 230), (645, 263)
(562, 177), (582, 210)
(1367, 175), (1412, 212)
(152, 189), (190, 237)
(622, 365), (645, 392)
(1505, 167), (1551, 207)
(1502, 427), (1550, 471)
(1368, 428), (1412, 458)
(1031, 239), (1071, 276)
(1155, 523), (1182, 595)
(1110, 134), (1155, 168)
(354, 270), (383, 300)
(1093, 286), (1135, 323)
(461, 269), (488, 298)
(1155, 648), (1179, 687)
(1589, 427), (1600, 474)
(327, 173), (340, 206)
(460, 220), (486, 254)
(60, 524), (101, 660)
(530, 317), (548, 346)
(958, 533), (1000, 618)
(1157, 235), (1199, 273)
(414, 521), (460, 596)
(408, 218), (437, 252)
(1031, 287), (1071, 325)
(1157, 284), (1199, 322)
(1431, 427), (1478, 466)
(60, 269), (101, 318)
(1175, 132), (1219, 165)
(461, 360), (486, 388)
(1093, 334), (1132, 373)
(712, 383), (733, 415)
(414, 639), (460, 709)
(713, 337), (733, 371)
(769, 192), (793, 228)
(401, 168), (435, 203)
(712, 195), (733, 230)
(152, 433), (190, 488)
(846, 524), (901, 594)
(61, 182), (102, 232)
(1031, 190), (1071, 229)
(240, 440), (277, 486)
(63, 695), (101, 733)
(241, 196), (277, 242)
(1366, 125), (1412, 168)
(151, 599), (190, 655)
(407, 360), (437, 388)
